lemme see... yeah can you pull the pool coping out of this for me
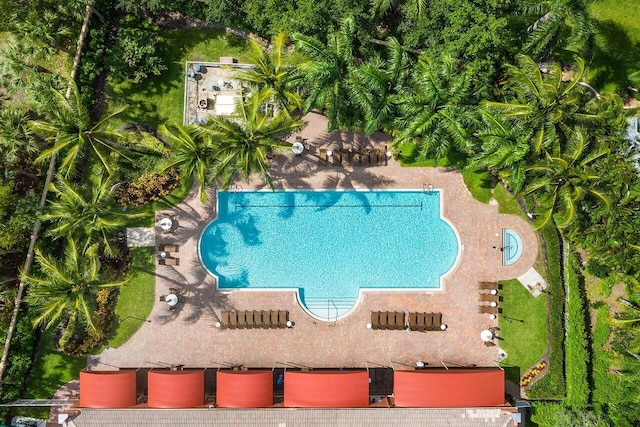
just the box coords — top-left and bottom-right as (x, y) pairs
(197, 188), (462, 322)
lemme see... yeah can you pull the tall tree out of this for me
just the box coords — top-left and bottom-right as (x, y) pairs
(394, 54), (476, 159)
(157, 123), (220, 202)
(41, 172), (144, 256)
(22, 240), (129, 348)
(198, 91), (306, 189)
(234, 32), (302, 117)
(520, 130), (610, 230)
(371, 0), (428, 19)
(348, 37), (411, 135)
(0, 108), (39, 180)
(30, 81), (129, 178)
(293, 16), (360, 130)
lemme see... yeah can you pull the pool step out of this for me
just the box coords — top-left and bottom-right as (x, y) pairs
(302, 297), (356, 321)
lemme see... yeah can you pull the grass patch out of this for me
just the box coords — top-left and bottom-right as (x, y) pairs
(21, 331), (86, 418)
(108, 28), (251, 127)
(589, 0), (640, 92)
(106, 247), (155, 348)
(499, 279), (548, 383)
(493, 184), (524, 217)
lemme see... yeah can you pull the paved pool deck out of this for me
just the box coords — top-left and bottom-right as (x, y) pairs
(91, 112), (538, 371)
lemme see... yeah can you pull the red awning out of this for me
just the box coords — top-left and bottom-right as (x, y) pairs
(394, 369), (505, 407)
(147, 371), (205, 408)
(284, 371), (369, 408)
(216, 370), (273, 408)
(79, 371), (136, 408)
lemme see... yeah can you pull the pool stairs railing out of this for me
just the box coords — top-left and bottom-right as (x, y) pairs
(303, 296), (356, 321)
(229, 184), (243, 193)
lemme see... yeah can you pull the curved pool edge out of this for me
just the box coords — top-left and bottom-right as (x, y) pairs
(198, 188), (460, 323)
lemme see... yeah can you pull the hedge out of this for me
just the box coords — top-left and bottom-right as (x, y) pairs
(564, 250), (590, 410)
(526, 224), (566, 399)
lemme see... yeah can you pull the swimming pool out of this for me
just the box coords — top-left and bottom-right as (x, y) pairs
(199, 190), (460, 321)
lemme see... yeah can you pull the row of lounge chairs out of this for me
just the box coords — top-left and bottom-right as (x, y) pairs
(370, 311), (445, 331)
(319, 146), (388, 167)
(219, 310), (289, 329)
(408, 312), (444, 332)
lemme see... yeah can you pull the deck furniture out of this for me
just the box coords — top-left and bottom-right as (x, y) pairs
(332, 149), (342, 166)
(159, 295), (166, 302)
(158, 244), (179, 253)
(220, 311), (230, 329)
(319, 148), (328, 165)
(392, 312), (402, 330)
(417, 313), (425, 332)
(278, 311), (289, 328)
(408, 312), (418, 331)
(252, 310), (261, 328)
(352, 150), (362, 166)
(378, 146), (387, 165)
(228, 311), (237, 330)
(260, 310), (270, 328)
(479, 306), (499, 314)
(371, 311), (381, 330)
(479, 281), (498, 291)
(479, 294), (500, 303)
(362, 148), (372, 165)
(341, 148), (351, 166)
(270, 311), (279, 329)
(237, 311), (247, 329)
(159, 257), (179, 266)
(432, 313), (443, 330)
(379, 311), (389, 330)
(484, 341), (496, 347)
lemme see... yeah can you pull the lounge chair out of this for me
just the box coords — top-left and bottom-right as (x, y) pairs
(378, 146), (387, 165)
(479, 294), (500, 303)
(479, 306), (499, 314)
(252, 310), (261, 328)
(261, 310), (271, 328)
(319, 148), (328, 165)
(408, 312), (418, 331)
(332, 149), (342, 166)
(341, 148), (351, 166)
(159, 257), (179, 266)
(270, 311), (279, 329)
(278, 310), (289, 328)
(479, 281), (498, 291)
(425, 313), (434, 331)
(236, 311), (247, 329)
(228, 311), (237, 330)
(379, 312), (388, 330)
(158, 244), (179, 253)
(371, 311), (380, 330)
(432, 313), (443, 330)
(484, 341), (496, 347)
(159, 295), (166, 302)
(362, 148), (372, 165)
(220, 311), (230, 330)
(417, 313), (425, 332)
(395, 312), (405, 330)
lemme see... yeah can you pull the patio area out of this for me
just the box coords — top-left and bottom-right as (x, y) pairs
(90, 112), (538, 371)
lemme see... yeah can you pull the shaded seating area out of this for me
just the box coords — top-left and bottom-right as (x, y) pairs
(147, 370), (205, 408)
(79, 371), (137, 408)
(284, 371), (370, 408)
(218, 310), (291, 329)
(216, 370), (273, 408)
(319, 145), (389, 167)
(370, 311), (405, 330)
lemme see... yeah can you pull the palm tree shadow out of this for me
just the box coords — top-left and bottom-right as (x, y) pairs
(591, 19), (640, 91)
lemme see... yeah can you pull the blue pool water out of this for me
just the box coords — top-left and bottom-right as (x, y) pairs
(503, 228), (523, 266)
(199, 190), (459, 320)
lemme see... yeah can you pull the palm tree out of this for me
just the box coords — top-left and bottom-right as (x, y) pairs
(0, 108), (39, 180)
(523, 0), (595, 59)
(348, 37), (411, 135)
(157, 123), (220, 202)
(30, 81), (129, 178)
(394, 54), (476, 159)
(41, 172), (144, 255)
(520, 130), (610, 230)
(293, 16), (360, 130)
(22, 240), (129, 348)
(12, 10), (73, 57)
(234, 32), (302, 117)
(371, 0), (428, 19)
(198, 91), (306, 189)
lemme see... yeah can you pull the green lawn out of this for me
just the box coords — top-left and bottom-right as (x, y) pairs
(106, 247), (155, 348)
(589, 0), (640, 92)
(499, 279), (548, 383)
(108, 28), (251, 127)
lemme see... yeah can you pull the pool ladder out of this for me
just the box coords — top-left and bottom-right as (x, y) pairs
(229, 184), (243, 193)
(422, 183), (435, 193)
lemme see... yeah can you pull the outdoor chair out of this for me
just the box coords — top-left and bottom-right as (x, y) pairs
(417, 313), (426, 332)
(484, 341), (496, 347)
(479, 294), (500, 303)
(319, 148), (328, 165)
(341, 148), (351, 166)
(270, 311), (279, 329)
(378, 146), (388, 165)
(158, 244), (179, 253)
(432, 313), (443, 330)
(352, 150), (362, 166)
(236, 311), (246, 329)
(228, 311), (238, 330)
(159, 257), (179, 266)
(261, 310), (271, 328)
(378, 311), (387, 330)
(278, 310), (289, 328)
(220, 311), (230, 330)
(479, 306), (499, 314)
(408, 312), (418, 331)
(395, 312), (405, 330)
(370, 311), (380, 330)
(425, 313), (434, 331)
(159, 295), (166, 302)
(362, 148), (372, 165)
(479, 281), (498, 291)
(253, 310), (261, 328)
(332, 149), (342, 166)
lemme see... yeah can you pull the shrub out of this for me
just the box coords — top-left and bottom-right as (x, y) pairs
(114, 168), (180, 207)
(586, 259), (611, 279)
